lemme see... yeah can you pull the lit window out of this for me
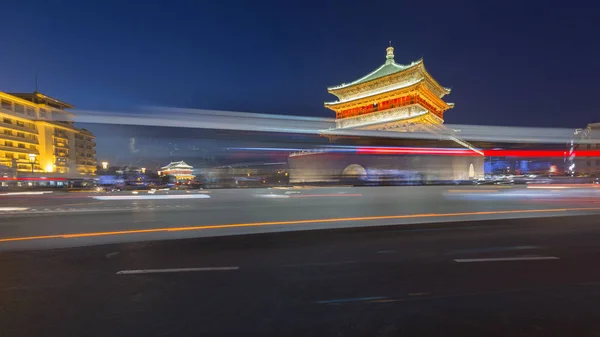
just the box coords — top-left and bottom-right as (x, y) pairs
(14, 104), (24, 113)
(1, 99), (12, 110)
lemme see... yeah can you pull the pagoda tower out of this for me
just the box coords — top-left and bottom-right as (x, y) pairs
(325, 45), (454, 132)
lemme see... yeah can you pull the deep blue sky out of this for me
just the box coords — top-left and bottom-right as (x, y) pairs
(2, 0), (599, 128)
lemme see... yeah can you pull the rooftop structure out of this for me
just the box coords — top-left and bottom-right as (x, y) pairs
(160, 161), (194, 180)
(8, 91), (74, 110)
(325, 45), (454, 131)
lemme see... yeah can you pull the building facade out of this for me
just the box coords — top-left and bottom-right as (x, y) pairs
(571, 122), (600, 176)
(289, 45), (484, 184)
(0, 91), (97, 177)
(159, 161), (194, 181)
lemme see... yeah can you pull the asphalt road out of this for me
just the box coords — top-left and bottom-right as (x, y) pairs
(1, 185), (600, 250)
(2, 215), (600, 336)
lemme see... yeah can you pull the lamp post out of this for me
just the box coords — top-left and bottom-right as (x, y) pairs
(141, 167), (146, 174)
(101, 161), (109, 170)
(28, 153), (37, 173)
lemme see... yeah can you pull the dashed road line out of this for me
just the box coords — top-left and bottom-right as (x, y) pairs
(282, 260), (360, 268)
(316, 296), (385, 304)
(116, 266), (239, 275)
(454, 256), (559, 263)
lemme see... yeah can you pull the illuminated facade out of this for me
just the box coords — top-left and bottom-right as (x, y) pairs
(289, 45), (484, 183)
(0, 91), (97, 176)
(572, 123), (600, 175)
(160, 161), (194, 180)
(325, 45), (454, 131)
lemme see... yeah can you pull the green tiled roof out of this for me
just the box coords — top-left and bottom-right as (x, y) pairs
(328, 47), (422, 90)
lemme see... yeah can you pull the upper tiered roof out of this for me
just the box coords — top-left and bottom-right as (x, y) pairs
(325, 45), (451, 105)
(327, 46), (422, 91)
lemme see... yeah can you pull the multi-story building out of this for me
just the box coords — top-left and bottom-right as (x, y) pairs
(0, 91), (97, 176)
(75, 129), (97, 175)
(571, 122), (600, 176)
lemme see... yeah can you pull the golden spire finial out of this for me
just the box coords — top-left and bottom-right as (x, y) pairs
(386, 42), (394, 63)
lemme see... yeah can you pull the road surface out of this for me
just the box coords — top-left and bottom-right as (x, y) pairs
(1, 185), (599, 250)
(2, 215), (600, 336)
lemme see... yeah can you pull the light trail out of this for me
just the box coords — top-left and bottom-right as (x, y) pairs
(72, 108), (588, 144)
(1, 207), (600, 244)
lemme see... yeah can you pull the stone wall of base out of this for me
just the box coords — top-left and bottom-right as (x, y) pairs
(289, 152), (484, 183)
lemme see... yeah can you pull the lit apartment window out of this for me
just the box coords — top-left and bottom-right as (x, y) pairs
(1, 99), (12, 110)
(29, 145), (36, 150)
(5, 141), (13, 147)
(16, 121), (24, 127)
(5, 153), (13, 159)
(14, 104), (24, 114)
(18, 154), (26, 160)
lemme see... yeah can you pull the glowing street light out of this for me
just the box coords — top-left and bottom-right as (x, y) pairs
(101, 161), (109, 170)
(28, 153), (36, 173)
(141, 167), (146, 174)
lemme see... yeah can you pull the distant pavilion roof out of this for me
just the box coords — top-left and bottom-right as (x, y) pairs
(161, 161), (193, 170)
(327, 46), (422, 91)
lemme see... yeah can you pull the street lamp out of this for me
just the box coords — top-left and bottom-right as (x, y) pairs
(101, 161), (108, 170)
(28, 153), (36, 173)
(141, 167), (146, 174)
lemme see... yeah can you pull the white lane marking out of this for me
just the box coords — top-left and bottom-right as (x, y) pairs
(116, 266), (239, 274)
(377, 250), (398, 254)
(257, 194), (289, 198)
(454, 256), (559, 263)
(316, 296), (386, 304)
(0, 191), (53, 196)
(282, 260), (360, 268)
(92, 194), (211, 200)
(448, 245), (541, 255)
(0, 207), (29, 211)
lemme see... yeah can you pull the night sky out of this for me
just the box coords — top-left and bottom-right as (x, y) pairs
(2, 0), (599, 128)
